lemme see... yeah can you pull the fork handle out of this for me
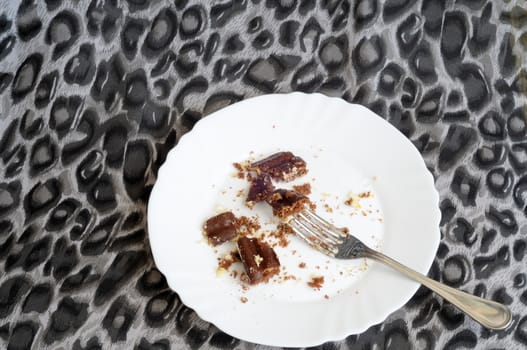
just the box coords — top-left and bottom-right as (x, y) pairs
(367, 249), (512, 330)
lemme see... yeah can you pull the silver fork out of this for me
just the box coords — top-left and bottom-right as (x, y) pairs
(288, 209), (512, 330)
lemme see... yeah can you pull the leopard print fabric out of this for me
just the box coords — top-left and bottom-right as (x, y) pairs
(0, 0), (526, 349)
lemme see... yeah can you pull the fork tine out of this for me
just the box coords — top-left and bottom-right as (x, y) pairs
(291, 226), (333, 257)
(295, 211), (342, 245)
(302, 209), (349, 239)
(290, 217), (331, 247)
(289, 219), (337, 256)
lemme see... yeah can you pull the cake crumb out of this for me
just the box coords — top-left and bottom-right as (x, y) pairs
(299, 262), (306, 268)
(216, 267), (228, 277)
(254, 254), (263, 267)
(236, 216), (261, 236)
(324, 294), (329, 300)
(268, 223), (293, 248)
(233, 162), (244, 171)
(307, 276), (325, 290)
(323, 203), (333, 213)
(240, 297), (248, 303)
(358, 259), (369, 272)
(344, 194), (361, 209)
(293, 183), (312, 195)
(218, 251), (239, 270)
(233, 162), (250, 179)
(283, 274), (298, 281)
(358, 191), (372, 198)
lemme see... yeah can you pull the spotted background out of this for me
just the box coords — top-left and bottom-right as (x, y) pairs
(0, 0), (526, 349)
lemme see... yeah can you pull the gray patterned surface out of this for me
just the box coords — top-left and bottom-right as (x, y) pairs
(0, 0), (526, 349)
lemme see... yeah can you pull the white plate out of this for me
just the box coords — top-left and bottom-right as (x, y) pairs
(147, 92), (440, 347)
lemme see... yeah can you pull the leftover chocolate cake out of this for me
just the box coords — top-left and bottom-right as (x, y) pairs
(246, 173), (275, 207)
(249, 151), (307, 181)
(203, 212), (238, 245)
(266, 189), (313, 218)
(237, 236), (280, 284)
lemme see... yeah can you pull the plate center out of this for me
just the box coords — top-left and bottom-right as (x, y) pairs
(211, 147), (385, 303)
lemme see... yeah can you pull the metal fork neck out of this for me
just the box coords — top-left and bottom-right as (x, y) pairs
(334, 239), (370, 259)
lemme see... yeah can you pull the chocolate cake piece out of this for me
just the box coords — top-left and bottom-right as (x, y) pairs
(246, 173), (275, 206)
(203, 212), (238, 245)
(237, 236), (280, 284)
(249, 151), (307, 181)
(266, 189), (312, 219)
